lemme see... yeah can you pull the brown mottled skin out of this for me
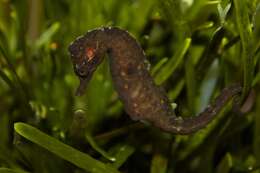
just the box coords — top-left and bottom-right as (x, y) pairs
(68, 27), (242, 134)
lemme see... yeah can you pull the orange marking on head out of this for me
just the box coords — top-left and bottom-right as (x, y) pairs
(85, 47), (95, 61)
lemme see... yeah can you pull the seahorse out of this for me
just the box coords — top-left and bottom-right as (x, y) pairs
(68, 27), (242, 134)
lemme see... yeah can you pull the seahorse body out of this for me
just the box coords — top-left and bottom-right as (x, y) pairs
(68, 27), (241, 134)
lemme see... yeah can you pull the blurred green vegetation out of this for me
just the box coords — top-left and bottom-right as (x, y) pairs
(0, 0), (259, 172)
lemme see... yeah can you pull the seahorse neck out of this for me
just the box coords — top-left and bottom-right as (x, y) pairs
(103, 28), (145, 62)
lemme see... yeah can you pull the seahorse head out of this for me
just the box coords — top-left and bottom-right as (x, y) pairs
(68, 29), (107, 96)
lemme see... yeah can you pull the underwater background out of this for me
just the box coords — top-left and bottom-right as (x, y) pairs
(0, 0), (259, 172)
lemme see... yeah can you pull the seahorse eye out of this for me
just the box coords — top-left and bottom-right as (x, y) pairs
(85, 47), (95, 62)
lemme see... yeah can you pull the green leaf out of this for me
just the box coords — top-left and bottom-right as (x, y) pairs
(234, 0), (254, 99)
(196, 27), (224, 79)
(0, 29), (8, 51)
(0, 168), (29, 173)
(0, 46), (27, 101)
(0, 69), (15, 90)
(168, 79), (185, 101)
(14, 123), (120, 173)
(85, 133), (116, 162)
(35, 22), (60, 48)
(252, 3), (260, 39)
(195, 21), (214, 31)
(253, 72), (260, 86)
(151, 153), (168, 173)
(216, 153), (233, 173)
(217, 3), (231, 25)
(154, 38), (191, 85)
(186, 0), (208, 21)
(109, 144), (135, 169)
(151, 57), (168, 76)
